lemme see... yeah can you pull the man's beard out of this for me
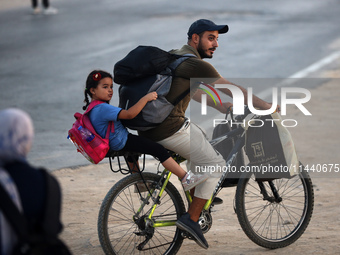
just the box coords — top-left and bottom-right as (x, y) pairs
(197, 40), (215, 59)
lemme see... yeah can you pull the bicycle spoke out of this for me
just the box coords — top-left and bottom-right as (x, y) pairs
(148, 230), (172, 254)
(239, 171), (312, 246)
(112, 223), (137, 252)
(272, 204), (292, 236)
(98, 173), (185, 255)
(108, 207), (133, 222)
(246, 204), (270, 219)
(111, 196), (135, 215)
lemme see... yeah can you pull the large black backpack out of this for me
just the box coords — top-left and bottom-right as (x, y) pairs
(114, 45), (195, 131)
(0, 169), (72, 255)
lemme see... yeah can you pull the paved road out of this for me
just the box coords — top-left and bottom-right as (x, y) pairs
(1, 0), (340, 170)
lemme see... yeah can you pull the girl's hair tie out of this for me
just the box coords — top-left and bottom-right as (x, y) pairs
(92, 73), (102, 81)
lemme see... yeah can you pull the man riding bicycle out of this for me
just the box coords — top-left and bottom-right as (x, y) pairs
(139, 19), (273, 249)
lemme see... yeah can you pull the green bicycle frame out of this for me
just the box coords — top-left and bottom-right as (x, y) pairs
(148, 170), (176, 227)
(139, 169), (214, 228)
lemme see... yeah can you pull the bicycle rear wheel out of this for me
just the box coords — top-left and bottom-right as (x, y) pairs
(235, 166), (314, 249)
(98, 172), (185, 255)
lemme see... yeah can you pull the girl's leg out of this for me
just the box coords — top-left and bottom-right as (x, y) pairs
(160, 157), (186, 179)
(122, 134), (186, 179)
(126, 154), (140, 172)
(161, 157), (209, 191)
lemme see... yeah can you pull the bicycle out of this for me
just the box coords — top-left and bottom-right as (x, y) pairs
(97, 106), (314, 254)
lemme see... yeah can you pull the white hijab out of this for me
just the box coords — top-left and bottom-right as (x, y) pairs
(0, 108), (34, 164)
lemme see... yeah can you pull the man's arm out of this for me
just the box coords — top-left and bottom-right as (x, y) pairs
(192, 89), (233, 113)
(193, 77), (273, 113)
(215, 77), (271, 109)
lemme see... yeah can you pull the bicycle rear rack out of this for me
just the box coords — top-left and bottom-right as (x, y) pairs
(105, 150), (145, 175)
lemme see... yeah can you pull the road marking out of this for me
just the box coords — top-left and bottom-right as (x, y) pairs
(257, 50), (340, 99)
(80, 43), (134, 59)
(198, 51), (340, 129)
(290, 51), (340, 78)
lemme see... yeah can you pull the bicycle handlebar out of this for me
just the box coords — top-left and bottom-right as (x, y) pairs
(226, 105), (252, 122)
(235, 106), (252, 121)
(227, 105), (281, 125)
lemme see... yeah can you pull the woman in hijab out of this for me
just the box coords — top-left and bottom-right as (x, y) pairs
(0, 108), (63, 255)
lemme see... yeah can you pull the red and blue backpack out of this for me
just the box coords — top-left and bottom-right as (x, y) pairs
(68, 100), (114, 164)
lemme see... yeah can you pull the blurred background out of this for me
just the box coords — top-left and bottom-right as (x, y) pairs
(1, 0), (339, 170)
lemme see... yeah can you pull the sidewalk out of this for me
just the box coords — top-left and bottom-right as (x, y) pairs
(0, 0), (27, 10)
(54, 58), (340, 254)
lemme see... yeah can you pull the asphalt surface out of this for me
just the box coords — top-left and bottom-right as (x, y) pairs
(1, 0), (340, 170)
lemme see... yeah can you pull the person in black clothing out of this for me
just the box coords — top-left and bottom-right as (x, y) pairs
(0, 108), (63, 254)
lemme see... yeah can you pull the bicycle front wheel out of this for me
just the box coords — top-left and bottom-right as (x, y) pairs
(235, 166), (314, 249)
(98, 172), (185, 255)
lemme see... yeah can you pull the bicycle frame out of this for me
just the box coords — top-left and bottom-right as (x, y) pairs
(136, 123), (246, 229)
(132, 169), (176, 228)
(99, 108), (314, 253)
(204, 125), (245, 210)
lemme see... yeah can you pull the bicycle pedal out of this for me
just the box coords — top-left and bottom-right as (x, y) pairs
(212, 196), (223, 205)
(187, 235), (195, 240)
(181, 231), (194, 240)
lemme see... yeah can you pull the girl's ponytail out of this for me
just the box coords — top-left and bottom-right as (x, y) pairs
(83, 89), (90, 110)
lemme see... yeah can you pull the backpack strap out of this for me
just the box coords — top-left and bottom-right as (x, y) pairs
(167, 54), (196, 74)
(82, 100), (115, 138)
(84, 100), (106, 114)
(82, 115), (113, 139)
(168, 54), (196, 105)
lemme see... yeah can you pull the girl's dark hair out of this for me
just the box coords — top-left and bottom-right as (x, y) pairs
(83, 70), (113, 110)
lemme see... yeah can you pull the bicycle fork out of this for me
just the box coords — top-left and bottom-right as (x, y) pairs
(258, 180), (282, 203)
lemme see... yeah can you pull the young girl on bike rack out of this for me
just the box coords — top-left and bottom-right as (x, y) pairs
(82, 70), (208, 191)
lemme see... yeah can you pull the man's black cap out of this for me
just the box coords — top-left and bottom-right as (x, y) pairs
(187, 19), (229, 39)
